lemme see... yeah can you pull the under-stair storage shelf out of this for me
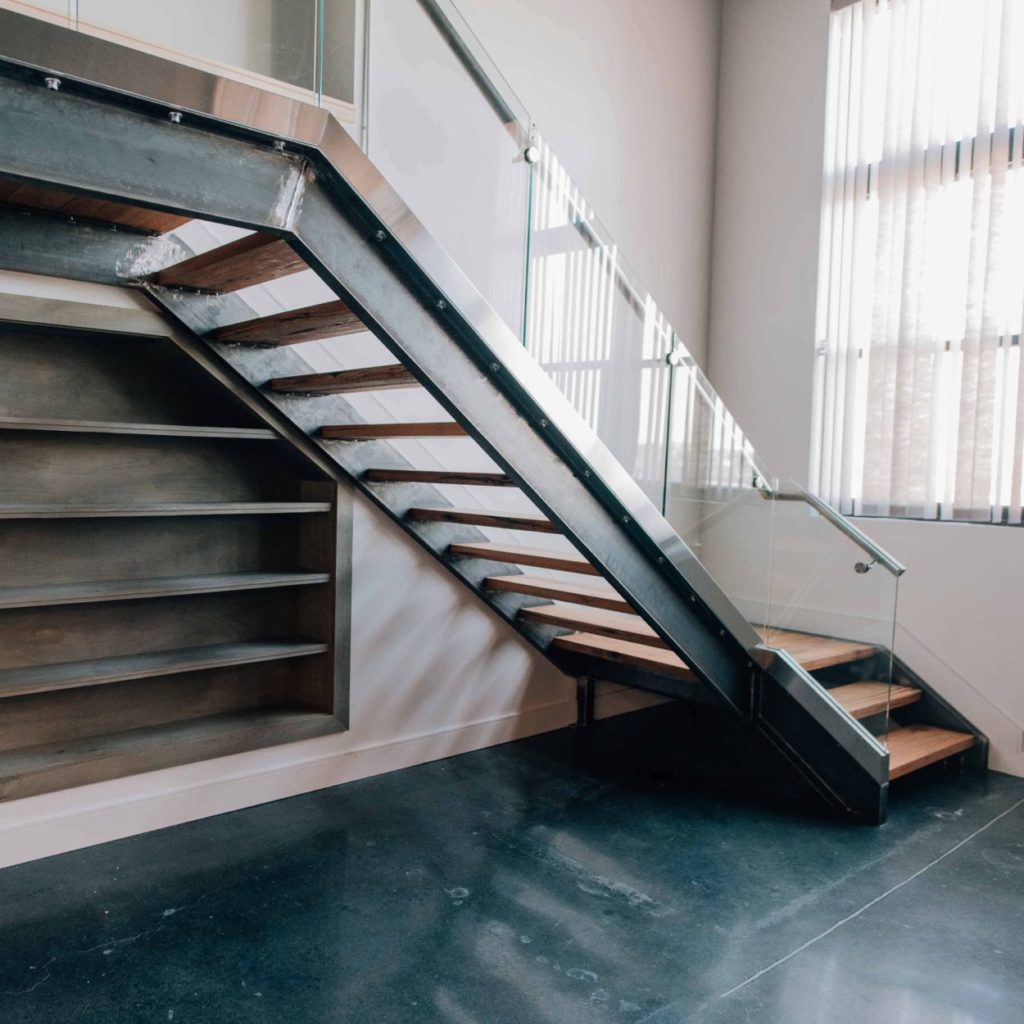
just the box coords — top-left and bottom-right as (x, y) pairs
(0, 315), (349, 801)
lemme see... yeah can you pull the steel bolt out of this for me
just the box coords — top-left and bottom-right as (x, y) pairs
(375, 229), (387, 242)
(168, 110), (183, 124)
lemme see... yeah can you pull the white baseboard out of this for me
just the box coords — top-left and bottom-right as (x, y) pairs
(0, 684), (665, 869)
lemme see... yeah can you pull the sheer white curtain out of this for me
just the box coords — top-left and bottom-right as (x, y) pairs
(813, 0), (1024, 523)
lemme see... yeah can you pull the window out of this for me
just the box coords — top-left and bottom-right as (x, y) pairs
(813, 0), (1024, 523)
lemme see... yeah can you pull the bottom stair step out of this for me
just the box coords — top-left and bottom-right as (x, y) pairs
(0, 706), (344, 802)
(885, 724), (976, 780)
(552, 631), (694, 680)
(828, 682), (922, 720)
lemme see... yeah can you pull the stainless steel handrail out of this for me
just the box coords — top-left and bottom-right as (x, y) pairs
(773, 487), (906, 577)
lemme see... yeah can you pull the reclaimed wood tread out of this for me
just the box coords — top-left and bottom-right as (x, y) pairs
(885, 724), (976, 780)
(758, 628), (877, 671)
(154, 234), (305, 292)
(448, 542), (599, 575)
(408, 507), (556, 532)
(552, 632), (694, 680)
(270, 364), (416, 394)
(0, 706), (344, 802)
(520, 603), (659, 644)
(0, 181), (189, 232)
(365, 468), (513, 486)
(0, 572), (331, 610)
(321, 421), (467, 439)
(828, 682), (922, 720)
(487, 574), (632, 612)
(0, 502), (330, 519)
(0, 415), (278, 440)
(214, 299), (364, 345)
(0, 639), (329, 700)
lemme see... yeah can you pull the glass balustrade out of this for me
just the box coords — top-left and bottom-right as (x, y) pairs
(3, 0), (905, 734)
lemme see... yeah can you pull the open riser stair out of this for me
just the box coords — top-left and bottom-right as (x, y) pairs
(0, 65), (985, 823)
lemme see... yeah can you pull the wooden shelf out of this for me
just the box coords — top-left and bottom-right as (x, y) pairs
(0, 571), (331, 610)
(154, 234), (306, 293)
(486, 573), (632, 613)
(408, 507), (556, 532)
(321, 422), (466, 439)
(553, 631), (694, 680)
(365, 468), (513, 487)
(0, 415), (278, 440)
(0, 502), (331, 519)
(521, 603), (659, 645)
(0, 706), (344, 802)
(885, 724), (976, 779)
(828, 682), (922, 720)
(448, 542), (599, 575)
(0, 639), (328, 700)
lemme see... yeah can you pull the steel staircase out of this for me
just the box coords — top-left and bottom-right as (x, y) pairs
(0, 8), (985, 822)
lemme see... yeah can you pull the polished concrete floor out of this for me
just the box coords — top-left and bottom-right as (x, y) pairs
(1, 702), (1022, 1024)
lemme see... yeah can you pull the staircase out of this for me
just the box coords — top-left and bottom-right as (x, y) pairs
(0, 11), (985, 822)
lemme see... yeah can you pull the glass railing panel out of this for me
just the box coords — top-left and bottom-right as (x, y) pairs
(364, 0), (532, 338)
(75, 0), (323, 97)
(766, 481), (899, 743)
(524, 137), (674, 509)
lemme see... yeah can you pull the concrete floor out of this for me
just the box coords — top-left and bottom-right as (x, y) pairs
(1, 702), (1022, 1024)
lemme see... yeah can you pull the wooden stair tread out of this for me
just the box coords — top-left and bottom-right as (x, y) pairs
(487, 573), (631, 612)
(270, 364), (417, 394)
(449, 542), (599, 575)
(0, 707), (343, 802)
(0, 502), (330, 519)
(759, 628), (877, 670)
(0, 415), (278, 440)
(0, 571), (331, 610)
(828, 682), (922, 720)
(154, 234), (305, 292)
(0, 639), (329, 700)
(321, 421), (466, 439)
(552, 632), (693, 680)
(885, 724), (976, 780)
(365, 468), (513, 486)
(0, 181), (188, 232)
(520, 603), (659, 644)
(215, 300), (364, 345)
(408, 507), (556, 532)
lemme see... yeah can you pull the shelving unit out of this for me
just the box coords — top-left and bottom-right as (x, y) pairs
(0, 315), (349, 800)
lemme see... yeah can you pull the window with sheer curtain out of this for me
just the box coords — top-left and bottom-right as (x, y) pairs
(812, 0), (1024, 524)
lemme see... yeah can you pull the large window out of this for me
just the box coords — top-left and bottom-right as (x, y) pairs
(813, 0), (1024, 523)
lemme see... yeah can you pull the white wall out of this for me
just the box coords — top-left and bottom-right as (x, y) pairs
(708, 0), (1024, 776)
(412, 0), (722, 367)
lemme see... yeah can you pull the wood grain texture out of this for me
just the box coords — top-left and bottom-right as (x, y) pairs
(520, 603), (658, 644)
(215, 300), (365, 345)
(270, 364), (417, 394)
(0, 571), (330, 610)
(758, 628), (877, 671)
(552, 632), (694, 680)
(448, 542), (599, 575)
(0, 707), (343, 802)
(365, 468), (514, 487)
(827, 682), (922, 720)
(0, 502), (330, 518)
(486, 574), (632, 612)
(154, 235), (305, 292)
(885, 724), (975, 779)
(408, 507), (556, 532)
(0, 416), (278, 440)
(320, 422), (466, 439)
(0, 181), (189, 232)
(0, 639), (328, 700)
